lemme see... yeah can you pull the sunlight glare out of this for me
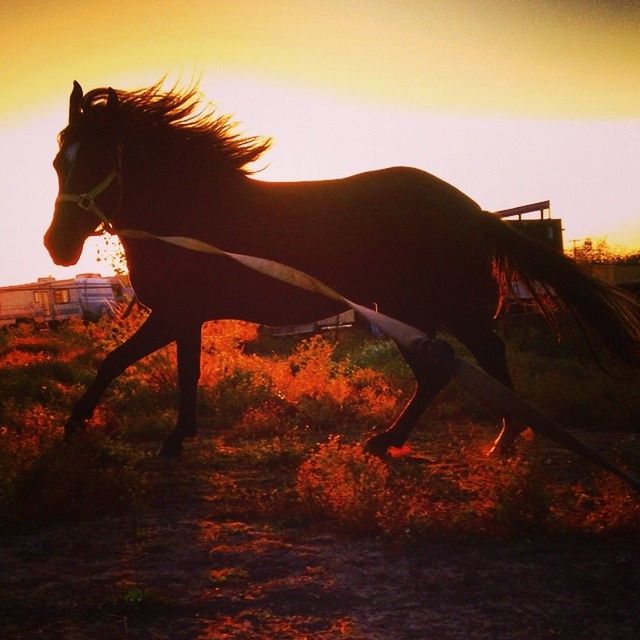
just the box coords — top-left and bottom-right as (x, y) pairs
(1, 74), (639, 287)
(0, 107), (112, 285)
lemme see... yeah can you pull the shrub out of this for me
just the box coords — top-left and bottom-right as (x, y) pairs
(116, 409), (177, 442)
(0, 328), (9, 354)
(375, 429), (554, 540)
(0, 404), (65, 512)
(296, 435), (389, 533)
(347, 337), (411, 385)
(202, 371), (272, 429)
(576, 472), (640, 535)
(234, 399), (299, 439)
(3, 312), (638, 538)
(4, 434), (143, 531)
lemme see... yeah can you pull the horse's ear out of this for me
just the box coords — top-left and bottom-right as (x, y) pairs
(107, 87), (119, 115)
(69, 80), (83, 125)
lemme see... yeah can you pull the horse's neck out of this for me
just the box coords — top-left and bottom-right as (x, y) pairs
(122, 158), (251, 239)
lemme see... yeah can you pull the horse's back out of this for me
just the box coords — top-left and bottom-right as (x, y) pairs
(247, 167), (493, 323)
(127, 166), (495, 329)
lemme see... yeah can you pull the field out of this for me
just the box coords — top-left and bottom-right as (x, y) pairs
(1, 311), (639, 639)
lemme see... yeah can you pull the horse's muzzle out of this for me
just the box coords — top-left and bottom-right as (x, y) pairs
(43, 228), (82, 266)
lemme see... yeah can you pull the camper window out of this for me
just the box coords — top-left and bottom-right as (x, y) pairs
(53, 289), (70, 304)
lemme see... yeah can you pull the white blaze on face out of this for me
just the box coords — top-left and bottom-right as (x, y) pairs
(63, 142), (81, 166)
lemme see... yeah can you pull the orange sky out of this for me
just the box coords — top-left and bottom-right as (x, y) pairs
(1, 0), (639, 285)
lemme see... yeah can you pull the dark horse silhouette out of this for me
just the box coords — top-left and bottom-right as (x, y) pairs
(44, 82), (640, 459)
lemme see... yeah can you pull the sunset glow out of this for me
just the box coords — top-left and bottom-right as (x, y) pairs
(2, 0), (639, 285)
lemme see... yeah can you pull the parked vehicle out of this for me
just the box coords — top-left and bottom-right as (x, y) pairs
(0, 274), (126, 326)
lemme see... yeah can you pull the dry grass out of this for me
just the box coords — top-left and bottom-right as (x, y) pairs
(1, 315), (639, 539)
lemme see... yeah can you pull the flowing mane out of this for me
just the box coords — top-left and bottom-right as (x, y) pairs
(61, 82), (272, 175)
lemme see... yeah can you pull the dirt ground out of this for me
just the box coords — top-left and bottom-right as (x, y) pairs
(1, 439), (639, 640)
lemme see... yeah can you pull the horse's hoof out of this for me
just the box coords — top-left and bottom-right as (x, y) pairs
(488, 421), (532, 458)
(157, 437), (183, 459)
(180, 424), (197, 438)
(364, 432), (400, 458)
(488, 429), (530, 458)
(487, 437), (517, 458)
(64, 416), (87, 442)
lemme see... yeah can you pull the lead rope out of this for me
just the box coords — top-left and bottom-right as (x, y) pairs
(117, 230), (425, 350)
(115, 227), (640, 491)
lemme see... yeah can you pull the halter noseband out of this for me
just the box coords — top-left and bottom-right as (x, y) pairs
(55, 142), (123, 235)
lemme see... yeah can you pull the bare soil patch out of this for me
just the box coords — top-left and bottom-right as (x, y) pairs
(1, 433), (638, 640)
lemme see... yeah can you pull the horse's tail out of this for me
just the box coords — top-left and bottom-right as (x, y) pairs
(479, 211), (640, 367)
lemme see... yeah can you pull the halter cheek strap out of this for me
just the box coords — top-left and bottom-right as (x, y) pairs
(55, 142), (123, 235)
(56, 169), (119, 234)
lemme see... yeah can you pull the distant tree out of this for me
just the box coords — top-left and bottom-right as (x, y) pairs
(617, 251), (640, 265)
(97, 235), (127, 276)
(569, 237), (640, 265)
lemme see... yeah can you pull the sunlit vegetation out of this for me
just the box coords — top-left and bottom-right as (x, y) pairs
(569, 237), (640, 264)
(1, 310), (639, 537)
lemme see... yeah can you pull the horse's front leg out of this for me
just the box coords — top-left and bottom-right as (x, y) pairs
(65, 313), (174, 438)
(158, 322), (202, 458)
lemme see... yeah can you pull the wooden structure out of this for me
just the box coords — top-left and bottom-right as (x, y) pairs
(494, 200), (564, 253)
(266, 309), (356, 337)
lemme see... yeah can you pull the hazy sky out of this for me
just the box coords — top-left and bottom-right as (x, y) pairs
(1, 0), (639, 285)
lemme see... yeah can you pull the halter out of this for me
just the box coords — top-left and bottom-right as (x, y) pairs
(55, 142), (123, 235)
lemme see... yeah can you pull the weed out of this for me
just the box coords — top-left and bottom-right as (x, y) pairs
(107, 584), (170, 615)
(116, 409), (177, 442)
(0, 327), (9, 354)
(234, 399), (299, 439)
(208, 566), (250, 584)
(203, 371), (273, 429)
(296, 435), (389, 533)
(2, 434), (144, 532)
(234, 433), (308, 470)
(1, 314), (638, 540)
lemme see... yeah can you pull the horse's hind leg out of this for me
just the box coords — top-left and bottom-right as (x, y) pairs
(158, 322), (202, 458)
(451, 320), (526, 455)
(365, 339), (451, 456)
(65, 313), (174, 438)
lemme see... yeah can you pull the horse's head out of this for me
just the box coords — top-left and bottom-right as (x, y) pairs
(44, 81), (122, 266)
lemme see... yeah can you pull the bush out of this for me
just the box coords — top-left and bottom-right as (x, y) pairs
(2, 313), (639, 538)
(296, 435), (389, 533)
(234, 399), (299, 439)
(505, 323), (640, 431)
(3, 434), (143, 531)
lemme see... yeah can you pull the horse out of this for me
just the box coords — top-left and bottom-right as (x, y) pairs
(44, 81), (640, 459)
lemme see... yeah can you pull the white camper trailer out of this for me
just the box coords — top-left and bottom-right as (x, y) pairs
(0, 274), (121, 326)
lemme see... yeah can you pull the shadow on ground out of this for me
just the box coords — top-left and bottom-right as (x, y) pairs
(1, 438), (638, 640)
